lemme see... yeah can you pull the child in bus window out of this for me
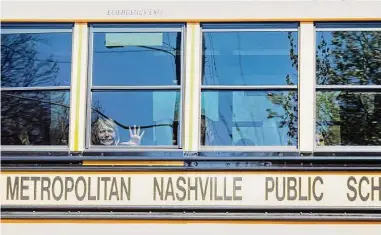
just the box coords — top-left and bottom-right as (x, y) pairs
(91, 118), (144, 146)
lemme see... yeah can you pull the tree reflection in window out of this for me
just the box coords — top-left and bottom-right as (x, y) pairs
(1, 30), (72, 146)
(316, 29), (381, 146)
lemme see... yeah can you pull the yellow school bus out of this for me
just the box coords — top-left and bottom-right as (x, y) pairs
(1, 0), (381, 234)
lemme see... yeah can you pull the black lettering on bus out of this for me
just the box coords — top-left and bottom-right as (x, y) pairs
(153, 177), (163, 200)
(233, 177), (242, 201)
(165, 177), (175, 200)
(75, 176), (87, 201)
(41, 177), (51, 200)
(276, 177), (286, 201)
(347, 176), (357, 202)
(265, 177), (274, 200)
(371, 177), (381, 201)
(223, 177), (232, 201)
(52, 176), (63, 201)
(101, 177), (111, 200)
(20, 177), (30, 200)
(359, 176), (370, 201)
(312, 176), (324, 201)
(287, 177), (297, 200)
(6, 177), (19, 200)
(65, 177), (74, 200)
(299, 177), (308, 201)
(109, 177), (119, 201)
(188, 177), (198, 200)
(199, 177), (209, 200)
(214, 177), (223, 201)
(176, 177), (186, 201)
(121, 177), (131, 201)
(31, 177), (40, 200)
(87, 177), (96, 201)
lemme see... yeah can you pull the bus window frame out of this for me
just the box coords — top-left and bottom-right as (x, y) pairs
(314, 22), (381, 153)
(1, 23), (74, 152)
(85, 23), (186, 151)
(198, 23), (299, 152)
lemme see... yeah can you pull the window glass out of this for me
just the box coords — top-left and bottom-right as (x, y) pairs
(316, 91), (381, 146)
(316, 23), (381, 147)
(316, 31), (381, 85)
(1, 91), (70, 145)
(92, 32), (182, 86)
(91, 91), (180, 146)
(1, 33), (72, 87)
(201, 91), (297, 146)
(88, 24), (183, 148)
(203, 31), (298, 85)
(1, 24), (73, 146)
(201, 23), (298, 147)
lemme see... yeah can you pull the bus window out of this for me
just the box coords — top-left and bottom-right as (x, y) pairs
(315, 22), (381, 147)
(87, 24), (184, 148)
(1, 23), (73, 146)
(200, 23), (299, 147)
